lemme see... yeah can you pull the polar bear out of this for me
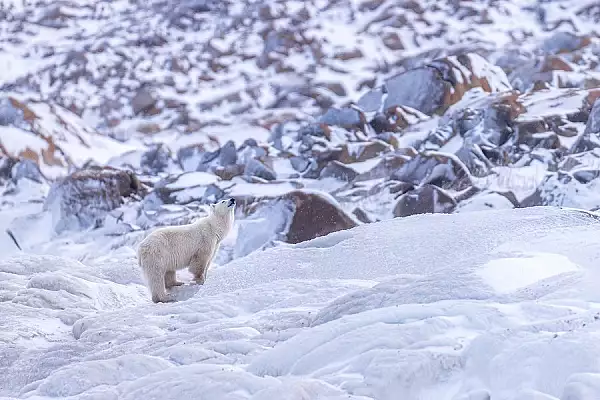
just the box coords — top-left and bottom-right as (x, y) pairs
(137, 198), (236, 303)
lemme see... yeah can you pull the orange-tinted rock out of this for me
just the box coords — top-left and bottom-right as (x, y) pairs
(283, 190), (358, 244)
(338, 140), (392, 163)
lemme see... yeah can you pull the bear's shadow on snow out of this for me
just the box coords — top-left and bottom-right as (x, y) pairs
(169, 282), (203, 302)
(165, 270), (207, 302)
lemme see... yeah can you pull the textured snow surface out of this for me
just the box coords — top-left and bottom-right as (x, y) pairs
(4, 207), (600, 399)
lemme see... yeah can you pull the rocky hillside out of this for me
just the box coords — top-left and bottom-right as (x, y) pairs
(2, 0), (600, 255)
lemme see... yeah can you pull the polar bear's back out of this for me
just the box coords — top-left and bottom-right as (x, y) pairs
(138, 224), (193, 268)
(137, 218), (216, 270)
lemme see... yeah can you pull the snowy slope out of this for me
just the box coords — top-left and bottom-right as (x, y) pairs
(3, 206), (600, 399)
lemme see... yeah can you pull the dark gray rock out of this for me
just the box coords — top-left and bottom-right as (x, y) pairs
(572, 98), (600, 153)
(244, 159), (277, 181)
(0, 98), (24, 127)
(219, 140), (238, 166)
(11, 159), (45, 183)
(131, 87), (157, 116)
(141, 143), (172, 174)
(196, 149), (220, 172)
(540, 31), (588, 55)
(0, 157), (17, 182)
(391, 153), (471, 190)
(290, 156), (310, 173)
(319, 161), (358, 182)
(356, 54), (511, 116)
(318, 107), (364, 129)
(393, 184), (457, 217)
(360, 67), (447, 115)
(177, 145), (204, 172)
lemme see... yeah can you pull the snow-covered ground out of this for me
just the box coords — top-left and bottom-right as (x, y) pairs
(4, 206), (600, 399)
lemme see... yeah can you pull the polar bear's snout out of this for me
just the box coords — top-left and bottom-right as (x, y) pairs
(227, 198), (236, 208)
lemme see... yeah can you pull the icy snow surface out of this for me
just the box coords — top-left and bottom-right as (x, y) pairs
(4, 206), (600, 399)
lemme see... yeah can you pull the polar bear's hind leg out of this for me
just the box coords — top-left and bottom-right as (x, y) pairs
(165, 270), (184, 288)
(149, 268), (174, 303)
(140, 255), (175, 303)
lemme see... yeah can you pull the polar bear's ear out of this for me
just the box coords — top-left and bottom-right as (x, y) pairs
(210, 203), (216, 211)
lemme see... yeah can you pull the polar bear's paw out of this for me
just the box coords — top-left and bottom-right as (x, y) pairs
(192, 276), (206, 285)
(151, 293), (177, 304)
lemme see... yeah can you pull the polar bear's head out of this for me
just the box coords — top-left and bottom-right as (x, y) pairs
(210, 198), (236, 217)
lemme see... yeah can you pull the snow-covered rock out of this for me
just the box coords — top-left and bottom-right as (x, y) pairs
(44, 167), (146, 234)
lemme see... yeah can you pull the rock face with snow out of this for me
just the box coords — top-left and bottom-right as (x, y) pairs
(3, 0), (600, 226)
(0, 97), (135, 179)
(282, 190), (358, 244)
(357, 53), (512, 115)
(44, 167), (146, 233)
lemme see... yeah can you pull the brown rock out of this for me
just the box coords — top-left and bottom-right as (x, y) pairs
(131, 87), (158, 116)
(355, 148), (417, 181)
(370, 105), (429, 133)
(8, 97), (37, 122)
(334, 49), (363, 61)
(214, 164), (244, 180)
(338, 140), (392, 163)
(0, 97), (92, 170)
(393, 184), (457, 218)
(381, 31), (404, 50)
(283, 190), (358, 244)
(319, 161), (358, 182)
(136, 123), (161, 134)
(540, 55), (573, 73)
(516, 88), (600, 151)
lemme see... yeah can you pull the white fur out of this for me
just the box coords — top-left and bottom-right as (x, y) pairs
(137, 199), (235, 303)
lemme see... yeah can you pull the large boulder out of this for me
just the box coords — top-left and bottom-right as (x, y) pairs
(572, 97), (600, 153)
(391, 151), (473, 191)
(393, 184), (457, 218)
(282, 190), (358, 244)
(44, 167), (146, 233)
(131, 87), (159, 116)
(140, 143), (174, 175)
(357, 53), (512, 115)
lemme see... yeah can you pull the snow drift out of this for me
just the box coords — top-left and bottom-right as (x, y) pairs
(3, 206), (600, 399)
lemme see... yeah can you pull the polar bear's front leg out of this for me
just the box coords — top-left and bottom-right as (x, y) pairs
(164, 271), (184, 288)
(188, 253), (210, 285)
